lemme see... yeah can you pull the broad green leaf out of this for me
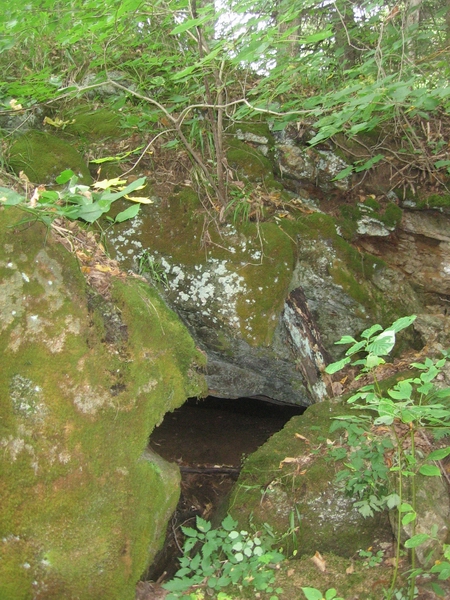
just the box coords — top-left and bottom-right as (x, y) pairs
(386, 493), (400, 509)
(221, 515), (237, 531)
(389, 315), (416, 333)
(346, 340), (367, 356)
(434, 159), (450, 169)
(361, 324), (383, 339)
(426, 447), (450, 461)
(419, 464), (441, 476)
(75, 204), (106, 223)
(299, 28), (333, 44)
(170, 15), (210, 35)
(55, 169), (75, 184)
(365, 354), (385, 369)
(366, 329), (395, 356)
(196, 516), (211, 532)
(404, 533), (431, 548)
(402, 512), (416, 525)
(301, 587), (324, 600)
(0, 187), (24, 205)
(335, 335), (357, 345)
(115, 204), (140, 222)
(162, 577), (192, 592)
(325, 357), (350, 374)
(332, 165), (353, 181)
(388, 381), (413, 400)
(101, 177), (146, 202)
(354, 153), (384, 172)
(180, 525), (198, 538)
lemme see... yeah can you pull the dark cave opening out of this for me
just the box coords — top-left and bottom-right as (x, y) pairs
(145, 395), (305, 582)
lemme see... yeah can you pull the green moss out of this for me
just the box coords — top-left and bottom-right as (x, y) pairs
(329, 260), (374, 309)
(8, 131), (92, 185)
(338, 200), (402, 239)
(229, 121), (273, 142)
(229, 400), (391, 559)
(226, 138), (274, 182)
(236, 221), (295, 345)
(379, 201), (402, 228)
(415, 193), (450, 210)
(0, 207), (206, 599)
(62, 106), (123, 140)
(296, 212), (385, 279)
(364, 197), (380, 211)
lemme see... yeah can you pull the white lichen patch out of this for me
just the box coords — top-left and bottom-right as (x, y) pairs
(33, 249), (65, 310)
(138, 379), (158, 394)
(164, 257), (247, 329)
(0, 430), (38, 472)
(3, 246), (83, 352)
(0, 269), (24, 332)
(9, 374), (47, 422)
(71, 383), (113, 415)
(8, 314), (81, 353)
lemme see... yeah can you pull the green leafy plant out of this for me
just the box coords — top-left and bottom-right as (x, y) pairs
(163, 514), (284, 599)
(325, 315), (450, 599)
(302, 587), (345, 600)
(0, 171), (146, 226)
(226, 187), (252, 224)
(358, 547), (384, 568)
(137, 251), (169, 288)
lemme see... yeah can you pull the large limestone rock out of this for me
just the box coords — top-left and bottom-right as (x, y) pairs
(0, 206), (205, 600)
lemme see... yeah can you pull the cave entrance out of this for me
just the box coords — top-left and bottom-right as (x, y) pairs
(145, 395), (304, 583)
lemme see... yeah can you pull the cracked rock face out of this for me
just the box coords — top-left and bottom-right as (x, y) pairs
(358, 209), (450, 297)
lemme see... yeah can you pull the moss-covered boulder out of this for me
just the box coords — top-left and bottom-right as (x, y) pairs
(61, 105), (123, 140)
(8, 131), (92, 184)
(0, 206), (205, 600)
(228, 399), (393, 558)
(106, 190), (316, 405)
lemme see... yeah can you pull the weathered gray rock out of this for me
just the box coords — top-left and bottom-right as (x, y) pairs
(276, 144), (350, 191)
(356, 215), (394, 236)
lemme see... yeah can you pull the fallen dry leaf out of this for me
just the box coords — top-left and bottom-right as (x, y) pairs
(311, 551), (326, 572)
(346, 562), (355, 574)
(295, 433), (310, 443)
(279, 457), (299, 468)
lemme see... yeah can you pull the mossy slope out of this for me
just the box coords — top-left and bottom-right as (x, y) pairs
(0, 207), (205, 600)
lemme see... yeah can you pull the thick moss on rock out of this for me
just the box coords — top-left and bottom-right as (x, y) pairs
(8, 131), (92, 185)
(229, 399), (392, 558)
(62, 106), (123, 140)
(108, 193), (295, 347)
(0, 206), (206, 600)
(406, 192), (450, 212)
(226, 138), (275, 184)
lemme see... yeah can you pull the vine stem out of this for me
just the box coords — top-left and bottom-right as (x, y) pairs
(388, 428), (404, 598)
(409, 425), (417, 600)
